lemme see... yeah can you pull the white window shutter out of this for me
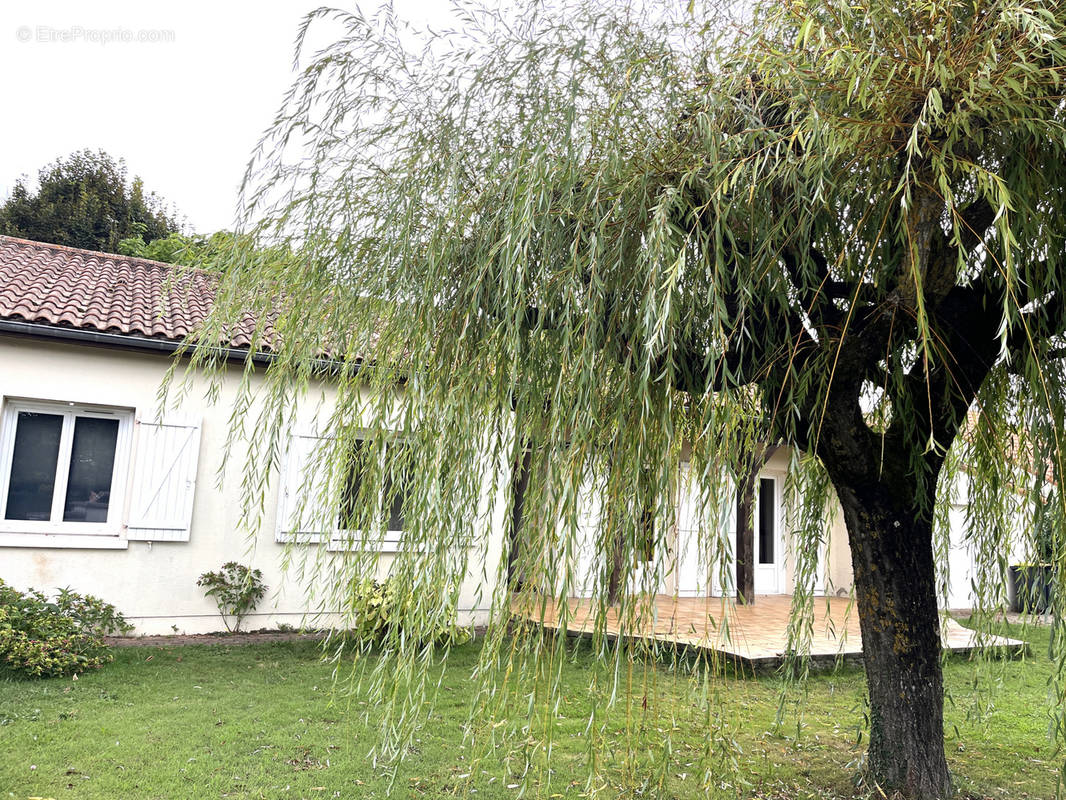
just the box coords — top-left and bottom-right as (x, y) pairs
(276, 433), (334, 543)
(126, 414), (202, 542)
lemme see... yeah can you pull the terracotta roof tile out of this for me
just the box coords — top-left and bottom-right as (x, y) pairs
(0, 235), (257, 348)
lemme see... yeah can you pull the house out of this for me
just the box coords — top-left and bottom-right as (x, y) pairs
(0, 235), (506, 633)
(0, 236), (1009, 635)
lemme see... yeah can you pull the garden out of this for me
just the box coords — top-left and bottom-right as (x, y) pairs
(0, 605), (1059, 799)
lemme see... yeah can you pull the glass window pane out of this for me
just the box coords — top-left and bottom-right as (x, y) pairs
(385, 488), (406, 532)
(62, 417), (119, 523)
(5, 412), (63, 521)
(758, 478), (775, 564)
(338, 439), (410, 532)
(339, 440), (370, 529)
(384, 443), (409, 532)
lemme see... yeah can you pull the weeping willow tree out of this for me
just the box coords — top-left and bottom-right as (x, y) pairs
(183, 0), (1066, 797)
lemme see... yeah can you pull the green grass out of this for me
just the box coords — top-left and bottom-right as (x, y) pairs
(0, 623), (1060, 799)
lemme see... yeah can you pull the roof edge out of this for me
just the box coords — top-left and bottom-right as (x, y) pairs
(0, 317), (272, 366)
(0, 317), (349, 376)
(0, 234), (214, 276)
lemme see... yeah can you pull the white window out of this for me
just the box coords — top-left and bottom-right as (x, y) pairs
(0, 400), (133, 536)
(330, 437), (411, 552)
(277, 430), (415, 551)
(338, 438), (410, 534)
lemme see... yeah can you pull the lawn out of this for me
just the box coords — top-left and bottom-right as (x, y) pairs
(0, 623), (1060, 799)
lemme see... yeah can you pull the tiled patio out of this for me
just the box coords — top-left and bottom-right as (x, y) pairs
(522, 594), (1024, 666)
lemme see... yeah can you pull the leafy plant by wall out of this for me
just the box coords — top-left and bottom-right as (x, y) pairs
(197, 562), (267, 633)
(343, 579), (471, 647)
(0, 580), (131, 679)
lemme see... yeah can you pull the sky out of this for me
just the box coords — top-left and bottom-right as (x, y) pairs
(0, 1), (463, 234)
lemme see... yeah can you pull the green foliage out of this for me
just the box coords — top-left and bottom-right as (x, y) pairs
(0, 149), (180, 252)
(54, 587), (134, 638)
(342, 579), (472, 647)
(0, 580), (128, 679)
(196, 562), (267, 633)
(117, 231), (199, 263)
(181, 0), (1066, 795)
(0, 630), (1058, 798)
(1034, 490), (1060, 565)
(116, 229), (292, 272)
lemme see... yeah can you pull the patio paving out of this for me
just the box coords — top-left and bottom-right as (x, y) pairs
(523, 594), (1025, 667)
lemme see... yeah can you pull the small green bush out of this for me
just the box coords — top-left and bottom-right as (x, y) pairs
(346, 579), (471, 646)
(55, 586), (134, 636)
(0, 580), (130, 679)
(197, 562), (267, 633)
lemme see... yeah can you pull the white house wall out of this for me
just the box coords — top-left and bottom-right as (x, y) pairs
(667, 447), (858, 600)
(561, 447), (860, 601)
(1, 335), (1019, 627)
(0, 336), (507, 634)
(935, 472), (1031, 610)
(672, 460), (736, 597)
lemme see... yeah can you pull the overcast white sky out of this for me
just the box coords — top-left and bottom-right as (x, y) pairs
(0, 1), (464, 234)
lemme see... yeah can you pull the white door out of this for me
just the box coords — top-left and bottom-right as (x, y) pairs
(570, 479), (602, 598)
(675, 463), (735, 597)
(753, 473), (784, 594)
(943, 504), (976, 609)
(675, 463), (708, 596)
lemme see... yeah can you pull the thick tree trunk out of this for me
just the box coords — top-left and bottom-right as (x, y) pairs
(837, 482), (952, 799)
(735, 444), (775, 605)
(735, 470), (757, 604)
(506, 449), (532, 591)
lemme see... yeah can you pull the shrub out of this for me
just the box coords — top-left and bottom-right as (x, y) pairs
(345, 578), (472, 646)
(0, 580), (128, 679)
(55, 587), (134, 636)
(197, 562), (267, 633)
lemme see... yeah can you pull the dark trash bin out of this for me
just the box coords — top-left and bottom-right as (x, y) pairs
(1007, 565), (1055, 613)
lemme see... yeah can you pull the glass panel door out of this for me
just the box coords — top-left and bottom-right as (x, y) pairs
(754, 475), (782, 594)
(758, 478), (775, 564)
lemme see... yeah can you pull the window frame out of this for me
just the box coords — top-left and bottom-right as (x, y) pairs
(331, 431), (411, 551)
(0, 398), (134, 537)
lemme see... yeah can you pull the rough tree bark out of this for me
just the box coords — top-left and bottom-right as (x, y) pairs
(803, 284), (997, 797)
(735, 469), (757, 604)
(836, 478), (951, 798)
(735, 444), (775, 605)
(506, 448), (533, 591)
(808, 378), (959, 799)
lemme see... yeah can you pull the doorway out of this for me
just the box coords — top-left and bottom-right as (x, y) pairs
(753, 474), (783, 594)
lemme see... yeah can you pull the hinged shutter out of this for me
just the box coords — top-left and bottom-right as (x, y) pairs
(126, 414), (202, 542)
(276, 433), (334, 543)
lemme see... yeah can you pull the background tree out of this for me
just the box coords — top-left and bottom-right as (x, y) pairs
(187, 2), (1066, 798)
(117, 229), (283, 273)
(0, 149), (179, 252)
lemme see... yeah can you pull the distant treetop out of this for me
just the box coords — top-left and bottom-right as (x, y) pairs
(0, 149), (180, 253)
